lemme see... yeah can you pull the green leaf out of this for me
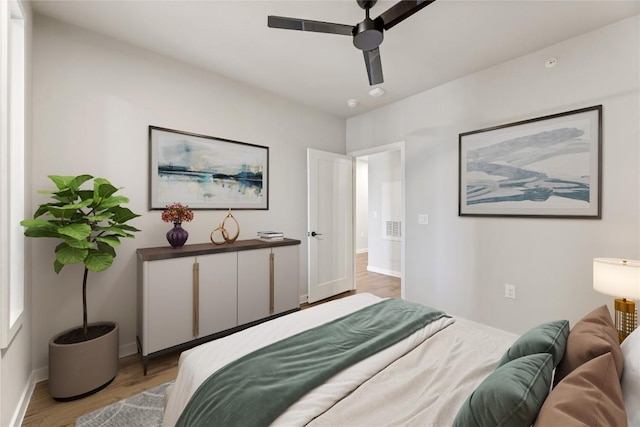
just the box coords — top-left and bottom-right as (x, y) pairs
(54, 260), (64, 274)
(84, 250), (114, 272)
(77, 190), (95, 201)
(97, 241), (116, 258)
(62, 199), (93, 210)
(68, 175), (93, 191)
(64, 239), (94, 249)
(97, 196), (130, 210)
(115, 224), (141, 232)
(48, 206), (76, 219)
(97, 183), (118, 199)
(95, 226), (128, 237)
(93, 178), (111, 191)
(96, 235), (121, 247)
(110, 206), (140, 224)
(48, 175), (75, 190)
(111, 225), (139, 235)
(33, 204), (53, 218)
(52, 188), (75, 199)
(84, 212), (113, 222)
(55, 243), (88, 265)
(24, 227), (61, 238)
(58, 223), (92, 241)
(51, 194), (70, 203)
(20, 219), (57, 229)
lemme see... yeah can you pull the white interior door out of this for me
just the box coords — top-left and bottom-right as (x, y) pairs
(307, 149), (354, 303)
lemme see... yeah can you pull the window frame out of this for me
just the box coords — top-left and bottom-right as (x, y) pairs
(0, 0), (26, 349)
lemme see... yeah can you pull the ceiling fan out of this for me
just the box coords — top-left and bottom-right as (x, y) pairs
(267, 0), (436, 86)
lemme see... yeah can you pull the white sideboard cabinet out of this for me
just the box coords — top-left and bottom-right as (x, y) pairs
(137, 238), (300, 374)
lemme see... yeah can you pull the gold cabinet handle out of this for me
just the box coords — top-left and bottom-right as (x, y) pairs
(193, 261), (199, 337)
(269, 252), (275, 314)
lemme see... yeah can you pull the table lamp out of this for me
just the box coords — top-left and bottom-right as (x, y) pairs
(593, 258), (640, 343)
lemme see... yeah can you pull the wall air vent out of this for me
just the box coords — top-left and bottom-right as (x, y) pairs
(385, 220), (402, 240)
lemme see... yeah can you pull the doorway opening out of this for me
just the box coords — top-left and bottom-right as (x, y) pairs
(350, 142), (405, 300)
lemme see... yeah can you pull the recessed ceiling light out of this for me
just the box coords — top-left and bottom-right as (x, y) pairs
(369, 87), (385, 98)
(346, 99), (359, 108)
(545, 57), (558, 68)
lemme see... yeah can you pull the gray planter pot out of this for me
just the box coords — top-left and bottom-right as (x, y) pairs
(48, 322), (119, 401)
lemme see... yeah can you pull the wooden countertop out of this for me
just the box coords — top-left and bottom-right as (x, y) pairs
(137, 238), (301, 261)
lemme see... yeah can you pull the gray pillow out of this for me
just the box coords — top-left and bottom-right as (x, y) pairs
(497, 320), (569, 368)
(453, 353), (553, 427)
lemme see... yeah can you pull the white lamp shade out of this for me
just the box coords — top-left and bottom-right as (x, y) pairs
(593, 258), (640, 300)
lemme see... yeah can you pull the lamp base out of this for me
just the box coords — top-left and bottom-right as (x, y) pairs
(614, 298), (637, 343)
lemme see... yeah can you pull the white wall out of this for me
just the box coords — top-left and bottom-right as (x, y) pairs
(367, 150), (401, 276)
(1, 1), (33, 425)
(31, 15), (345, 374)
(355, 158), (369, 253)
(347, 16), (640, 334)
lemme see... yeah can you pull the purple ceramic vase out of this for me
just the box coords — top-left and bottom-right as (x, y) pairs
(166, 222), (189, 248)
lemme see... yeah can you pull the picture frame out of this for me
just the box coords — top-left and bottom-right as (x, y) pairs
(458, 105), (602, 218)
(149, 126), (269, 210)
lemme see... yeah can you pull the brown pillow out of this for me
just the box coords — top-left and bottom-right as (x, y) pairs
(534, 352), (627, 426)
(553, 305), (623, 385)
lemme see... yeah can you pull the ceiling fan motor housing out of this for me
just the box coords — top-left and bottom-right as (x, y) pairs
(352, 17), (384, 51)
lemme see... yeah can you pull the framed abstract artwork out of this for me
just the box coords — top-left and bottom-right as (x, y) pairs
(458, 105), (602, 218)
(149, 126), (269, 210)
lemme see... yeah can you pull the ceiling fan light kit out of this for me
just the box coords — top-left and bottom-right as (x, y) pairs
(268, 0), (436, 86)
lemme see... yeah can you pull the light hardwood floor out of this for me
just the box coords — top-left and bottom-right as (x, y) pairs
(22, 252), (399, 427)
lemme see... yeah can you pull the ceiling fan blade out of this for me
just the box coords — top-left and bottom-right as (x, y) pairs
(268, 16), (353, 36)
(378, 0), (436, 31)
(363, 48), (384, 85)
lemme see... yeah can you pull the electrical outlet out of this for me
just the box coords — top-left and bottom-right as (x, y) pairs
(505, 284), (516, 300)
(418, 214), (429, 225)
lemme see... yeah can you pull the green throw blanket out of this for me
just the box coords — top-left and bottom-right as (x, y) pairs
(176, 298), (449, 427)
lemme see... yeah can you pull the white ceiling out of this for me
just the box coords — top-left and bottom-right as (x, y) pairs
(30, 0), (639, 118)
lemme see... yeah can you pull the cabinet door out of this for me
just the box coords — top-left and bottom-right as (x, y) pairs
(144, 257), (194, 354)
(237, 248), (271, 325)
(273, 245), (300, 315)
(197, 252), (238, 337)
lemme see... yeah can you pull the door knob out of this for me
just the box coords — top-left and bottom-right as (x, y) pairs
(310, 231), (323, 237)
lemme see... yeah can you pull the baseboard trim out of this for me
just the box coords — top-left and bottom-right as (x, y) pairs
(33, 366), (48, 384)
(120, 341), (138, 358)
(367, 265), (401, 278)
(10, 370), (36, 427)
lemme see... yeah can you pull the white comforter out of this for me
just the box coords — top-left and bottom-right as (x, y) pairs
(162, 293), (455, 426)
(309, 317), (518, 426)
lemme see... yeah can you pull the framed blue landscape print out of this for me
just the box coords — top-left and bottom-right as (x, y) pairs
(149, 126), (269, 210)
(458, 105), (601, 218)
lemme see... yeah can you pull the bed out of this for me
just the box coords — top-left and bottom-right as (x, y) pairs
(162, 293), (638, 427)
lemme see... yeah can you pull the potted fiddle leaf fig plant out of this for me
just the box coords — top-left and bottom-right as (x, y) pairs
(21, 174), (140, 401)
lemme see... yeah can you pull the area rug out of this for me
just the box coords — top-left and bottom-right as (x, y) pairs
(75, 381), (173, 427)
